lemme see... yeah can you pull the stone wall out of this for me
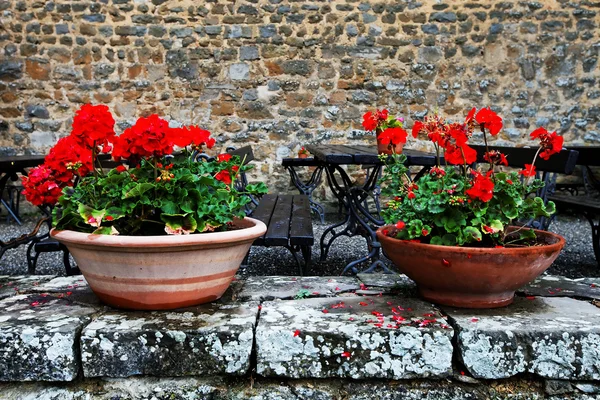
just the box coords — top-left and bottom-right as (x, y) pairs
(0, 0), (599, 193)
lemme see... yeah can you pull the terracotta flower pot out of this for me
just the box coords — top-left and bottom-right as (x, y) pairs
(298, 153), (309, 159)
(377, 227), (565, 308)
(51, 217), (267, 310)
(376, 137), (404, 155)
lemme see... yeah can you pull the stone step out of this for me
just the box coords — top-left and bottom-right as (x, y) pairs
(0, 273), (599, 386)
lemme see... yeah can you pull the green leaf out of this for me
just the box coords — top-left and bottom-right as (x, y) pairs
(160, 213), (198, 234)
(441, 234), (457, 246)
(92, 226), (120, 235)
(463, 226), (482, 242)
(78, 204), (105, 227)
(123, 183), (154, 199)
(430, 236), (443, 245)
(519, 228), (537, 241)
(161, 200), (179, 215)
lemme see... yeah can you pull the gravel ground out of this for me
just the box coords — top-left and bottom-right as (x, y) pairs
(0, 210), (597, 279)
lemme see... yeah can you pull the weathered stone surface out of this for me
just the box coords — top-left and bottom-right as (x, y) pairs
(0, 275), (54, 300)
(80, 302), (258, 377)
(446, 297), (600, 380)
(0, 294), (96, 381)
(256, 296), (453, 379)
(356, 273), (417, 295)
(238, 276), (361, 301)
(0, 377), (580, 399)
(519, 275), (600, 300)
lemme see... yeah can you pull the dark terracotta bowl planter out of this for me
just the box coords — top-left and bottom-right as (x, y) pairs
(376, 226), (566, 308)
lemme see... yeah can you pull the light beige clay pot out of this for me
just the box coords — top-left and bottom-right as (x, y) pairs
(51, 217), (266, 310)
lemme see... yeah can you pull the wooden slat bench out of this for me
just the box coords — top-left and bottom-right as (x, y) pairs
(249, 193), (313, 275)
(546, 146), (600, 267)
(228, 146), (314, 275)
(281, 157), (325, 223)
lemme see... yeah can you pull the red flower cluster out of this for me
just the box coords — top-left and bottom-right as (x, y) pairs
(474, 107), (503, 135)
(483, 150), (508, 166)
(45, 136), (93, 183)
(466, 170), (495, 202)
(362, 109), (388, 131)
(22, 165), (66, 206)
(530, 127), (563, 160)
(113, 116), (215, 163)
(70, 104), (115, 152)
(519, 163), (536, 177)
(112, 115), (174, 161)
(377, 127), (408, 145)
(22, 104), (217, 208)
(412, 108), (503, 166)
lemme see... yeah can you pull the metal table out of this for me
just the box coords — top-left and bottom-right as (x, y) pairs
(0, 155), (50, 268)
(0, 155), (45, 224)
(305, 144), (438, 274)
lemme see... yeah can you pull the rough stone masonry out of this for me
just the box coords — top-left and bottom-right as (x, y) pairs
(1, 274), (600, 399)
(0, 0), (599, 193)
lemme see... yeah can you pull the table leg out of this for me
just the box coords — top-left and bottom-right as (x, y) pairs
(284, 165), (325, 223)
(320, 164), (393, 274)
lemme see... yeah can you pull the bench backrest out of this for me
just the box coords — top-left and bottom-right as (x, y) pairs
(470, 145), (580, 230)
(470, 145), (579, 174)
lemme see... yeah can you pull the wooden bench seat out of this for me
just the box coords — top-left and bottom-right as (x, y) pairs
(549, 193), (600, 268)
(249, 193), (313, 275)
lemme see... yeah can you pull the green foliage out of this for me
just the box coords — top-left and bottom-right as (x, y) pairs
(379, 154), (555, 247)
(53, 154), (268, 236)
(294, 289), (311, 299)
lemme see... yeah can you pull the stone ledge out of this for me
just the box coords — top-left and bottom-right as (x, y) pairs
(80, 302), (258, 378)
(445, 296), (600, 380)
(256, 296), (453, 379)
(0, 274), (599, 385)
(1, 376), (600, 399)
(0, 293), (96, 382)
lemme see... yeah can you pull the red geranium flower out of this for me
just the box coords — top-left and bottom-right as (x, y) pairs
(519, 164), (536, 177)
(378, 127), (408, 145)
(412, 121), (424, 138)
(22, 165), (66, 206)
(70, 104), (116, 152)
(395, 220), (406, 230)
(475, 108), (503, 135)
(112, 114), (174, 162)
(45, 136), (93, 183)
(215, 170), (232, 184)
(530, 127), (563, 160)
(483, 150), (509, 166)
(362, 111), (378, 131)
(218, 153), (232, 162)
(466, 170), (495, 202)
(444, 143), (477, 165)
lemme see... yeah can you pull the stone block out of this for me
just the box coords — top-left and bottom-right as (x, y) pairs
(240, 46), (260, 61)
(0, 60), (23, 81)
(446, 297), (600, 380)
(0, 276), (54, 300)
(256, 296), (453, 379)
(238, 276), (361, 301)
(0, 294), (96, 381)
(229, 63), (249, 80)
(519, 275), (600, 300)
(80, 302), (258, 378)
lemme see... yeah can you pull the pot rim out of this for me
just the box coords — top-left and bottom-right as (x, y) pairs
(51, 216), (267, 249)
(376, 225), (566, 253)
